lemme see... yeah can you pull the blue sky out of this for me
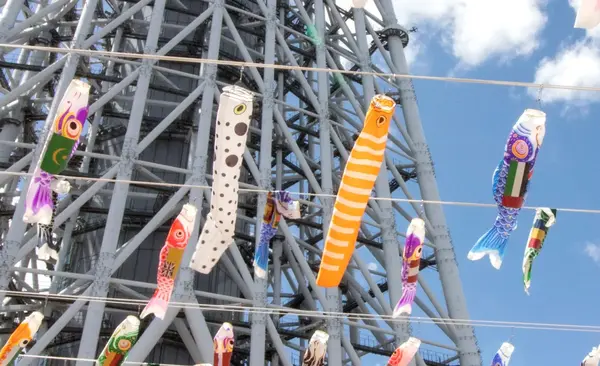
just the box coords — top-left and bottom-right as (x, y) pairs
(357, 0), (600, 364)
(10, 0), (600, 363)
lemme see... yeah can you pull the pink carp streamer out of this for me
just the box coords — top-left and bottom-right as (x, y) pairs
(141, 204), (196, 319)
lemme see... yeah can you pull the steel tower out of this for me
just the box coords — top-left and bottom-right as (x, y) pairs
(0, 0), (482, 365)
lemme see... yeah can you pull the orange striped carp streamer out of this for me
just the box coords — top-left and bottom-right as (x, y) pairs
(0, 311), (44, 366)
(316, 94), (396, 288)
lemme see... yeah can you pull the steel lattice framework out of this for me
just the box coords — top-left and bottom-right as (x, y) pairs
(0, 0), (482, 365)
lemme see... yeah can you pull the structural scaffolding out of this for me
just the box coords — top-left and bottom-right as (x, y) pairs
(0, 0), (482, 365)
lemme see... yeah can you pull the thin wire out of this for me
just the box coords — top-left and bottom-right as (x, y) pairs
(1, 170), (599, 215)
(1, 43), (600, 93)
(19, 354), (185, 366)
(3, 290), (600, 334)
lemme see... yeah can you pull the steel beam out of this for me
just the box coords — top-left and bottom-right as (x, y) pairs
(249, 0), (278, 362)
(376, 0), (481, 364)
(75, 1), (167, 361)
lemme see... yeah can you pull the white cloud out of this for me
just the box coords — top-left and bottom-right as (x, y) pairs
(337, 0), (547, 69)
(529, 0), (600, 105)
(584, 242), (600, 264)
(529, 41), (600, 105)
(367, 262), (378, 271)
(391, 0), (547, 67)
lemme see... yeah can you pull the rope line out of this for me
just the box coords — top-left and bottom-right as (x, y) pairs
(0, 170), (598, 214)
(2, 290), (600, 333)
(19, 354), (185, 366)
(0, 43), (598, 93)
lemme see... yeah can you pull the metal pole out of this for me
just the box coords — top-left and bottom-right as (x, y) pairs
(377, 1), (481, 364)
(75, 1), (167, 362)
(249, 0), (278, 362)
(353, 4), (409, 346)
(0, 0), (23, 40)
(0, 0), (100, 305)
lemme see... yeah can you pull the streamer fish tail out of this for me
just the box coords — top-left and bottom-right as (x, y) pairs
(140, 287), (171, 320)
(316, 94), (396, 288)
(190, 213), (226, 274)
(23, 169), (53, 226)
(467, 206), (516, 270)
(37, 191), (60, 261)
(393, 284), (416, 318)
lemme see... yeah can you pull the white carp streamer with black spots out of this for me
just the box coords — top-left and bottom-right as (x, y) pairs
(190, 85), (254, 274)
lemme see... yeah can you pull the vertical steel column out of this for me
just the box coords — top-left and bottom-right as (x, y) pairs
(271, 131), (284, 366)
(271, 238), (282, 366)
(313, 1), (343, 364)
(75, 1), (167, 362)
(179, 4), (225, 359)
(0, 0), (100, 305)
(249, 0), (278, 363)
(353, 3), (409, 345)
(126, 4), (221, 363)
(377, 1), (481, 364)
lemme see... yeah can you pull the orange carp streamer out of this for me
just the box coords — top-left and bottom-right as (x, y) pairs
(316, 95), (396, 288)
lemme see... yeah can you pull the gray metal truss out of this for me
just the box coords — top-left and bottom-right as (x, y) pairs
(0, 0), (482, 365)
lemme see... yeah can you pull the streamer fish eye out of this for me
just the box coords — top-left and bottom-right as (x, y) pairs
(233, 103), (247, 115)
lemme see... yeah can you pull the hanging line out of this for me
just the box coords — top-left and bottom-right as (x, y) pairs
(536, 85), (544, 110)
(508, 326), (516, 343)
(3, 289), (600, 333)
(0, 170), (599, 215)
(2, 43), (600, 93)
